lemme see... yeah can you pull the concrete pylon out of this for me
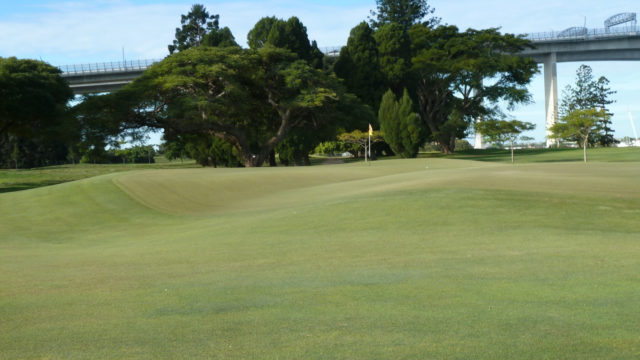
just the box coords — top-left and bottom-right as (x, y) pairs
(473, 84), (484, 149)
(474, 116), (484, 149)
(544, 52), (558, 147)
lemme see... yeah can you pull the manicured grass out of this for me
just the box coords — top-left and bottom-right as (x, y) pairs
(0, 157), (198, 193)
(444, 146), (640, 163)
(1, 153), (640, 358)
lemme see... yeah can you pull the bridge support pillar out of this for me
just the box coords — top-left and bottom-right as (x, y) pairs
(473, 84), (484, 149)
(543, 52), (558, 147)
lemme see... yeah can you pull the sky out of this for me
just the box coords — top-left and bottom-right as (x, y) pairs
(1, 0), (639, 144)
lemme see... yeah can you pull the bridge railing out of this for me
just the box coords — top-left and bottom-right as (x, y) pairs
(525, 25), (640, 41)
(58, 59), (161, 75)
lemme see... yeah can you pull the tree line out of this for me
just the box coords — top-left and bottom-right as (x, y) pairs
(2, 0), (615, 168)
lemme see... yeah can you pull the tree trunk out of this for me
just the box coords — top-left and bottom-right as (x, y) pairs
(439, 136), (456, 154)
(269, 150), (277, 167)
(583, 136), (588, 163)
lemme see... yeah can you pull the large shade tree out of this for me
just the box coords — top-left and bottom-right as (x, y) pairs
(111, 46), (343, 167)
(410, 25), (538, 153)
(0, 57), (74, 168)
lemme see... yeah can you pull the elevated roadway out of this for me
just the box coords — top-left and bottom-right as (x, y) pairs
(518, 26), (640, 147)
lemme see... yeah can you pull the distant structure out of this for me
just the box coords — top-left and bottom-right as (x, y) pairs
(605, 13), (637, 31)
(499, 11), (640, 148)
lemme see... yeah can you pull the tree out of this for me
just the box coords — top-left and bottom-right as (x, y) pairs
(550, 108), (605, 163)
(168, 4), (220, 54)
(0, 57), (72, 139)
(337, 129), (385, 159)
(247, 16), (323, 67)
(474, 119), (535, 163)
(379, 88), (425, 157)
(410, 25), (538, 153)
(375, 23), (412, 95)
(334, 22), (385, 109)
(559, 64), (617, 146)
(110, 46), (342, 167)
(369, 0), (439, 31)
(0, 57), (74, 168)
(594, 76), (617, 146)
(202, 26), (239, 48)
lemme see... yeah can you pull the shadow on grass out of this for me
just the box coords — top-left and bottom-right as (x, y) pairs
(0, 180), (67, 193)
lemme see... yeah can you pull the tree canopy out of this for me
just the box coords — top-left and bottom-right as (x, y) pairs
(333, 22), (384, 109)
(168, 4), (221, 54)
(410, 25), (538, 153)
(0, 57), (74, 168)
(560, 65), (617, 146)
(247, 16), (323, 67)
(369, 0), (438, 31)
(378, 88), (424, 157)
(110, 46), (347, 167)
(475, 119), (535, 163)
(550, 108), (606, 163)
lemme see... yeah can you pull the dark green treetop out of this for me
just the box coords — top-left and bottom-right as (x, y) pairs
(168, 4), (220, 54)
(247, 16), (323, 67)
(378, 88), (425, 157)
(369, 0), (439, 31)
(334, 22), (384, 109)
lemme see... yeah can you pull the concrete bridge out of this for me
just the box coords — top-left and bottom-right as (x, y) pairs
(59, 59), (159, 94)
(518, 23), (640, 147)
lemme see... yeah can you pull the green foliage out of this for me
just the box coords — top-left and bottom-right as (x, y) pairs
(112, 145), (156, 164)
(378, 89), (424, 157)
(410, 25), (538, 153)
(0, 57), (75, 168)
(375, 23), (411, 94)
(475, 119), (535, 163)
(168, 4), (220, 54)
(247, 16), (323, 67)
(334, 22), (385, 109)
(550, 108), (606, 163)
(560, 65), (617, 146)
(369, 0), (438, 31)
(112, 46), (346, 167)
(337, 129), (385, 158)
(313, 141), (351, 155)
(202, 26), (238, 48)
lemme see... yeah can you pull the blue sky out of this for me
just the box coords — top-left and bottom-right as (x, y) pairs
(1, 0), (639, 143)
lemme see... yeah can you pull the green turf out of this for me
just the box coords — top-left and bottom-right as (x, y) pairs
(1, 152), (640, 359)
(0, 157), (198, 193)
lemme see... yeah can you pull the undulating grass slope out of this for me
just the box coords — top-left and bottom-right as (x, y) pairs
(1, 157), (640, 359)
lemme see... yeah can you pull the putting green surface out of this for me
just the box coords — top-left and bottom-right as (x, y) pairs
(1, 157), (640, 359)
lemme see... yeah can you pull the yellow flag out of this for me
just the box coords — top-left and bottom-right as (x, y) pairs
(368, 123), (373, 136)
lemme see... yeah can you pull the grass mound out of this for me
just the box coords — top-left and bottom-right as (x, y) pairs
(1, 156), (640, 358)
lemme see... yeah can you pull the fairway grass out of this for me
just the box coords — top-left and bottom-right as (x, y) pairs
(1, 157), (640, 358)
